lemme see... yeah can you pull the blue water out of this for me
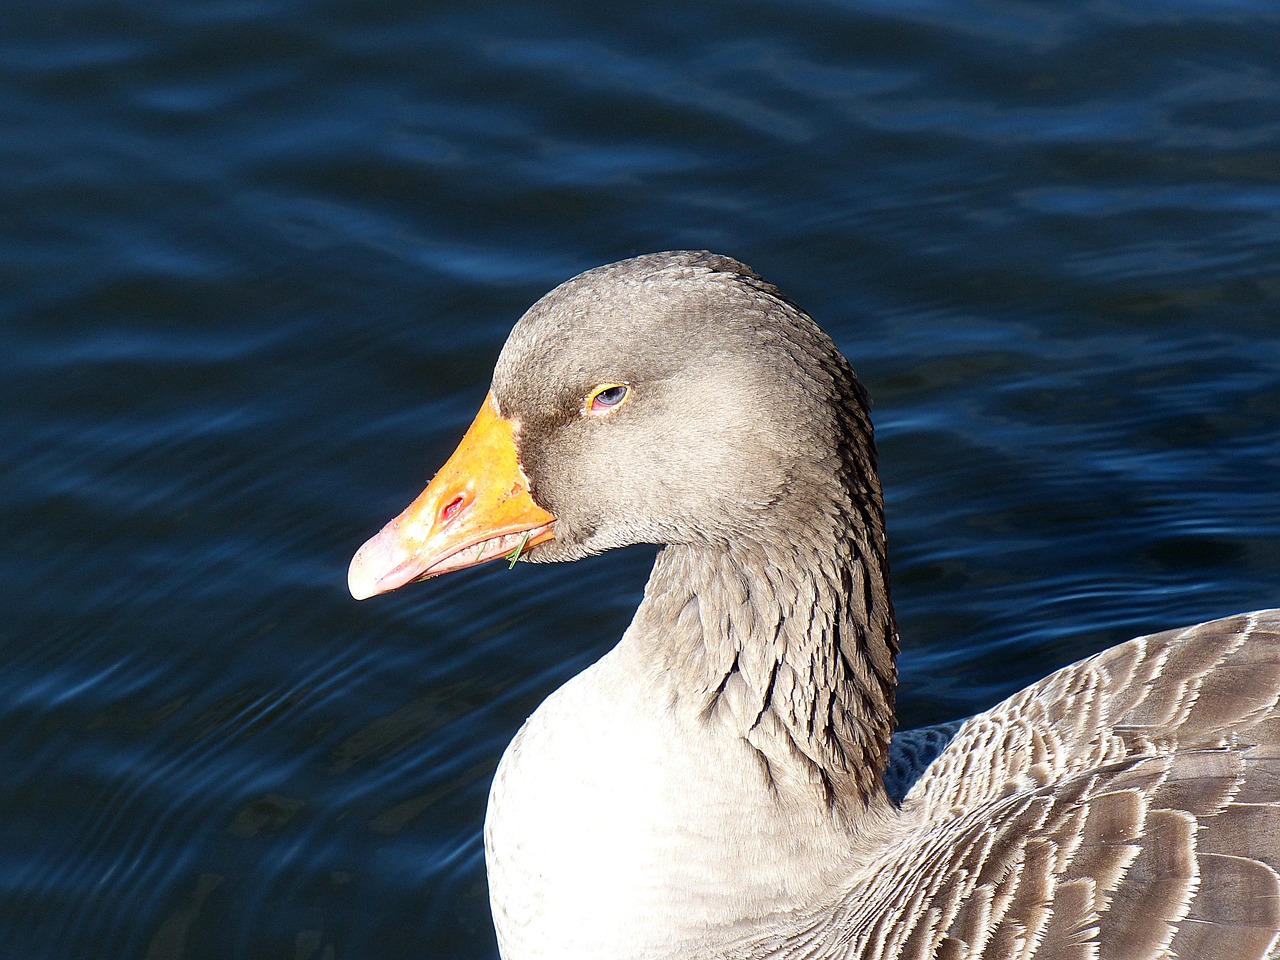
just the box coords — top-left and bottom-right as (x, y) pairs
(3, 0), (1279, 956)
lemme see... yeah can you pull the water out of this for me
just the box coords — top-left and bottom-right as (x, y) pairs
(3, 0), (1279, 956)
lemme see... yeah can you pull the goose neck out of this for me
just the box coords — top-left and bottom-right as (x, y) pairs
(627, 526), (898, 816)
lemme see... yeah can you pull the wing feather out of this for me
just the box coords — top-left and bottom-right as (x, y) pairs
(718, 612), (1280, 959)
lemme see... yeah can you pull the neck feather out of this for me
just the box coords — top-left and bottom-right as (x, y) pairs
(628, 492), (897, 817)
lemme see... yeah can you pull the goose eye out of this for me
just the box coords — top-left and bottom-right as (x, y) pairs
(586, 383), (629, 414)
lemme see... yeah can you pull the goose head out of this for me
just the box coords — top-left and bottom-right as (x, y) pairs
(348, 250), (880, 600)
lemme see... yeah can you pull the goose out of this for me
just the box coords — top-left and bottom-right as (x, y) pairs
(348, 251), (1280, 960)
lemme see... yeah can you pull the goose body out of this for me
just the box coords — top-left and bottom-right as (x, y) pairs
(349, 252), (1280, 960)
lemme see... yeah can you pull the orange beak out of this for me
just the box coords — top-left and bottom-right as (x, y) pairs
(347, 392), (557, 600)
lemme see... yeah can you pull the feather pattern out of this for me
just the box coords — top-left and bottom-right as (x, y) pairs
(717, 611), (1280, 960)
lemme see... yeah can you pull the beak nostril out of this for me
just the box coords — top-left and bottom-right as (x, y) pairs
(440, 494), (468, 525)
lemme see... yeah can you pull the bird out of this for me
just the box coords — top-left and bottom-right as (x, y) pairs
(348, 251), (1280, 960)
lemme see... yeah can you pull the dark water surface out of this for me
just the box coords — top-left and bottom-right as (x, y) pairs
(4, 0), (1280, 956)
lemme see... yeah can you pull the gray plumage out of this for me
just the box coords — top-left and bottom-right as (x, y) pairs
(441, 252), (1280, 959)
